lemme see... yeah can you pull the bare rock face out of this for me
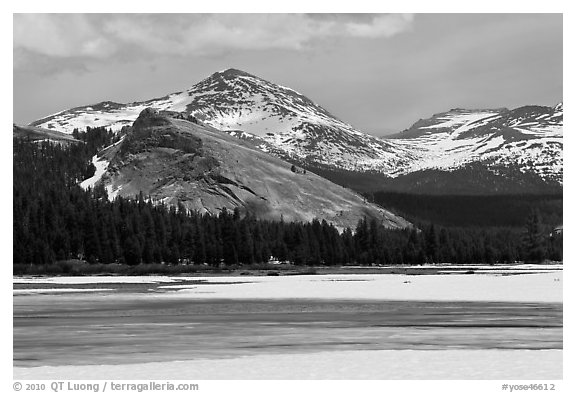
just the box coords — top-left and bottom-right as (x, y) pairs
(120, 109), (203, 156)
(100, 110), (410, 231)
(131, 108), (171, 128)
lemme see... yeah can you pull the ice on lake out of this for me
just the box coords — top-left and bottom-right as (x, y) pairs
(13, 268), (563, 379)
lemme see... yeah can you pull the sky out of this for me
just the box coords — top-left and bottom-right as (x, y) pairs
(13, 13), (563, 136)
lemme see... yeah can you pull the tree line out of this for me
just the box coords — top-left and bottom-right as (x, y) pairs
(370, 191), (562, 228)
(13, 129), (562, 268)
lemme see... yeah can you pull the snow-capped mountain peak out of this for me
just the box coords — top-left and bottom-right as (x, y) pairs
(386, 104), (563, 184)
(179, 67), (349, 138)
(29, 70), (563, 190)
(30, 68), (410, 173)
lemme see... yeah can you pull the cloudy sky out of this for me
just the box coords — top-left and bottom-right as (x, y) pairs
(13, 13), (562, 135)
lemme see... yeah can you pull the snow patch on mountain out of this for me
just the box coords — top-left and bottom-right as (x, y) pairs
(419, 110), (501, 130)
(80, 155), (109, 190)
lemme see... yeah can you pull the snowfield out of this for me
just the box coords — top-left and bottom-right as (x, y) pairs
(12, 288), (114, 294)
(13, 275), (183, 285)
(160, 271), (562, 303)
(14, 349), (562, 380)
(13, 268), (562, 302)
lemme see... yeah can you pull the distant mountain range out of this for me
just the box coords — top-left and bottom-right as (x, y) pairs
(29, 68), (563, 194)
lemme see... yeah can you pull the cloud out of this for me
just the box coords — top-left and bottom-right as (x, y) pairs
(13, 14), (117, 58)
(306, 13), (415, 38)
(344, 14), (415, 38)
(14, 48), (89, 75)
(14, 13), (414, 65)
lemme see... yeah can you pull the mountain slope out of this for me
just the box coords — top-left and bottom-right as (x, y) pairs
(90, 109), (410, 230)
(385, 105), (563, 184)
(13, 124), (81, 145)
(29, 68), (562, 192)
(30, 69), (415, 174)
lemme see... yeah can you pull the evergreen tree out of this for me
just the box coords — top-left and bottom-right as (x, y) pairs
(425, 224), (439, 263)
(124, 235), (142, 265)
(523, 209), (546, 263)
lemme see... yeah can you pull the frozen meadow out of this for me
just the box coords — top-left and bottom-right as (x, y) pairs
(13, 266), (562, 380)
(13, 266), (562, 303)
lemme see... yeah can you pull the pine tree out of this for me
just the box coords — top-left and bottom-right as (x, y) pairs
(124, 235), (142, 266)
(523, 209), (545, 263)
(425, 224), (439, 263)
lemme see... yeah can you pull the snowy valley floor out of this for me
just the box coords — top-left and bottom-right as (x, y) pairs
(14, 349), (562, 380)
(13, 265), (563, 380)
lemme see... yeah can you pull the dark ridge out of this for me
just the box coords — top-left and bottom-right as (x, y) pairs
(119, 109), (203, 156)
(132, 108), (172, 129)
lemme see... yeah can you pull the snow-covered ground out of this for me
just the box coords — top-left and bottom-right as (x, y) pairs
(14, 349), (561, 380)
(13, 275), (182, 285)
(12, 288), (114, 294)
(13, 268), (562, 303)
(158, 271), (562, 303)
(79, 154), (109, 190)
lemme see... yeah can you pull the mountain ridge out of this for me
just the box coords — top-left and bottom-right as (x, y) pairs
(28, 68), (563, 192)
